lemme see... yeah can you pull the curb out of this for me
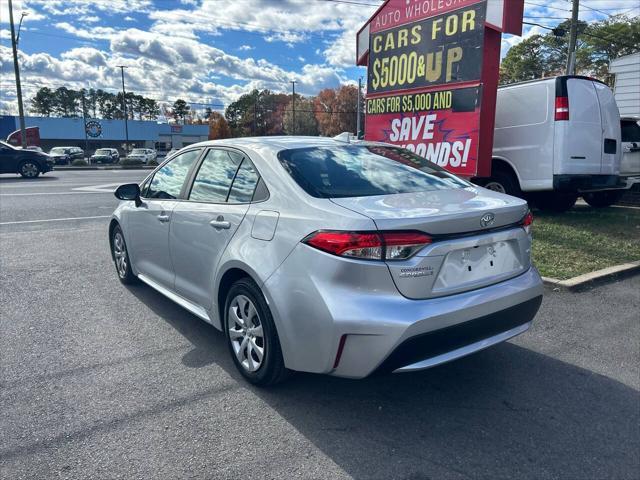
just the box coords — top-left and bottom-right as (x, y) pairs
(54, 166), (155, 171)
(542, 260), (640, 291)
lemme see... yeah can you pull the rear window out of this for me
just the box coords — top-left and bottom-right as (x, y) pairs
(621, 120), (640, 143)
(95, 149), (111, 155)
(278, 145), (468, 198)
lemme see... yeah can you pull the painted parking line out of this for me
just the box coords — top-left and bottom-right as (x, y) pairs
(0, 215), (111, 225)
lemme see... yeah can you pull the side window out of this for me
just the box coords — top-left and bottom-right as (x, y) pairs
(228, 157), (260, 203)
(146, 149), (201, 199)
(189, 149), (241, 203)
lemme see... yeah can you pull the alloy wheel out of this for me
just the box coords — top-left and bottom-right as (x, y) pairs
(21, 162), (39, 178)
(228, 295), (265, 372)
(113, 232), (128, 278)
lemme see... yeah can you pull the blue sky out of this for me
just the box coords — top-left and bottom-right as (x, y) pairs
(1, 0), (637, 116)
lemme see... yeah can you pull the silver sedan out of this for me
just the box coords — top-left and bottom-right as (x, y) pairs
(110, 136), (543, 386)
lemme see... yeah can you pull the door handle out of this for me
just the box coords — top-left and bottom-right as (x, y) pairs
(210, 216), (231, 229)
(157, 214), (170, 223)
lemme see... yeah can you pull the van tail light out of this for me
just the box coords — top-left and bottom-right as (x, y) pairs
(555, 96), (569, 121)
(521, 210), (533, 235)
(303, 231), (432, 261)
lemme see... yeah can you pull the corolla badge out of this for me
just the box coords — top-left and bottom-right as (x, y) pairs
(480, 212), (495, 227)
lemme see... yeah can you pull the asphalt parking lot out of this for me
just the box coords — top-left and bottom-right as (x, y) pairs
(1, 170), (639, 479)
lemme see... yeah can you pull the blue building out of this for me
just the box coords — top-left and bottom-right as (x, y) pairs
(0, 115), (209, 155)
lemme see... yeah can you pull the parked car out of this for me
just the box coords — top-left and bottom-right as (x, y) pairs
(488, 75), (622, 212)
(1, 140), (54, 178)
(126, 148), (157, 163)
(583, 116), (640, 207)
(91, 148), (120, 164)
(109, 137), (543, 386)
(49, 146), (84, 165)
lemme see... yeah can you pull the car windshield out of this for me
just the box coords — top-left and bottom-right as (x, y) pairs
(95, 149), (111, 155)
(277, 145), (469, 198)
(131, 149), (146, 154)
(50, 147), (70, 154)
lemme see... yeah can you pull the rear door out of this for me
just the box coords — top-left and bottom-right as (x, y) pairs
(620, 119), (640, 176)
(128, 148), (202, 288)
(170, 148), (260, 309)
(594, 82), (622, 174)
(559, 78), (602, 175)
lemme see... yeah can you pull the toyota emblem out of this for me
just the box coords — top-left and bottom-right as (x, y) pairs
(480, 212), (495, 227)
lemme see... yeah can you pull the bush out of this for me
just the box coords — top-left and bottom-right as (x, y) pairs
(71, 159), (88, 166)
(120, 158), (144, 166)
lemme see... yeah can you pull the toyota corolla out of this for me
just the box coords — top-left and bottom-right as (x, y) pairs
(109, 137), (543, 386)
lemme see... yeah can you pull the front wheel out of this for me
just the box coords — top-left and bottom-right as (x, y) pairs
(224, 278), (288, 386)
(583, 190), (623, 208)
(19, 161), (40, 178)
(482, 170), (523, 198)
(111, 225), (137, 284)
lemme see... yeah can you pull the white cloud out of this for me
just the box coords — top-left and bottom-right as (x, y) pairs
(238, 45), (254, 51)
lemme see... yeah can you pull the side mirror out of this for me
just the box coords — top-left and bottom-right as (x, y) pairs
(114, 183), (141, 207)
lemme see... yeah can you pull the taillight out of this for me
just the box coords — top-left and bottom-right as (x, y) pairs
(555, 96), (569, 121)
(303, 230), (431, 261)
(521, 210), (533, 235)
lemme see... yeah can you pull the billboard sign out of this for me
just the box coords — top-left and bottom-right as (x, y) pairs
(358, 0), (524, 178)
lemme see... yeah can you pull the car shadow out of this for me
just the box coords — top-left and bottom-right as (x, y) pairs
(0, 175), (59, 183)
(127, 284), (640, 480)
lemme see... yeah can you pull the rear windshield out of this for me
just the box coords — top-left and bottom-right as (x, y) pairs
(621, 120), (640, 143)
(277, 145), (469, 198)
(131, 149), (146, 154)
(50, 147), (69, 153)
(95, 149), (111, 155)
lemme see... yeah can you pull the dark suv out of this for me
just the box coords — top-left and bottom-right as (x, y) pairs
(49, 146), (84, 165)
(0, 141), (53, 178)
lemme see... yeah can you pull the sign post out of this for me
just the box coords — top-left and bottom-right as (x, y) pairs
(357, 0), (524, 178)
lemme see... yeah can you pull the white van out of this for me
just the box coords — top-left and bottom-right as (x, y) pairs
(486, 76), (622, 211)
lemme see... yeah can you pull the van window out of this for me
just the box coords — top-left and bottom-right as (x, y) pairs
(495, 84), (548, 128)
(621, 120), (640, 143)
(568, 79), (599, 123)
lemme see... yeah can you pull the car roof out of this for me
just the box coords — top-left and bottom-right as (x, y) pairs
(188, 136), (386, 156)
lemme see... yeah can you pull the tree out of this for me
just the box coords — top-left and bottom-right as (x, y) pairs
(141, 98), (160, 120)
(172, 99), (190, 123)
(314, 85), (358, 136)
(208, 111), (232, 139)
(30, 87), (55, 116)
(284, 97), (318, 136)
(204, 107), (213, 120)
(500, 16), (639, 85)
(52, 87), (80, 117)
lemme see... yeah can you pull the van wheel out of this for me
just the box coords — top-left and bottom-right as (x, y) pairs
(483, 170), (522, 198)
(583, 190), (623, 208)
(532, 192), (578, 213)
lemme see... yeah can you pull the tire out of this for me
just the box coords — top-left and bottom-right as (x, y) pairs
(18, 161), (41, 179)
(482, 169), (523, 198)
(532, 192), (578, 213)
(111, 225), (138, 284)
(224, 278), (288, 386)
(583, 190), (624, 208)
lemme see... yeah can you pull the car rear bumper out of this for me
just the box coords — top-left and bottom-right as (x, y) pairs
(553, 174), (624, 192)
(263, 243), (543, 378)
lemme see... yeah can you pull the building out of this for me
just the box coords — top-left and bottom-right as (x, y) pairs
(610, 52), (640, 117)
(0, 115), (209, 155)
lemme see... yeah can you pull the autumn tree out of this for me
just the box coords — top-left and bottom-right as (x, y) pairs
(314, 85), (358, 136)
(208, 111), (232, 139)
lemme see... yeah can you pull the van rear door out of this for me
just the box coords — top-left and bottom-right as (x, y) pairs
(556, 78), (603, 175)
(594, 81), (621, 175)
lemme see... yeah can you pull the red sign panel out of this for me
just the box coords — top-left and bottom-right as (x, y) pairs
(366, 86), (480, 177)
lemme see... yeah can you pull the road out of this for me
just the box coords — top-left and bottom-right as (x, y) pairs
(1, 170), (639, 479)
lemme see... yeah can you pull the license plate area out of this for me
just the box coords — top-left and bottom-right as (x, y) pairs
(432, 240), (524, 293)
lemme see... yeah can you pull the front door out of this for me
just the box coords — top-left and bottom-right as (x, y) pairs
(128, 148), (202, 288)
(0, 144), (19, 173)
(170, 148), (260, 309)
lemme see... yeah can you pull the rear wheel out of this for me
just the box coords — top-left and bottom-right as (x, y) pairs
(531, 192), (578, 213)
(19, 161), (40, 178)
(482, 169), (523, 198)
(224, 278), (288, 386)
(583, 190), (623, 208)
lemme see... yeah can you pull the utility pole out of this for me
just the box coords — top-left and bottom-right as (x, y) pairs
(8, 0), (27, 148)
(290, 80), (296, 135)
(81, 91), (89, 161)
(356, 77), (362, 138)
(16, 11), (28, 45)
(117, 65), (130, 155)
(566, 0), (580, 75)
